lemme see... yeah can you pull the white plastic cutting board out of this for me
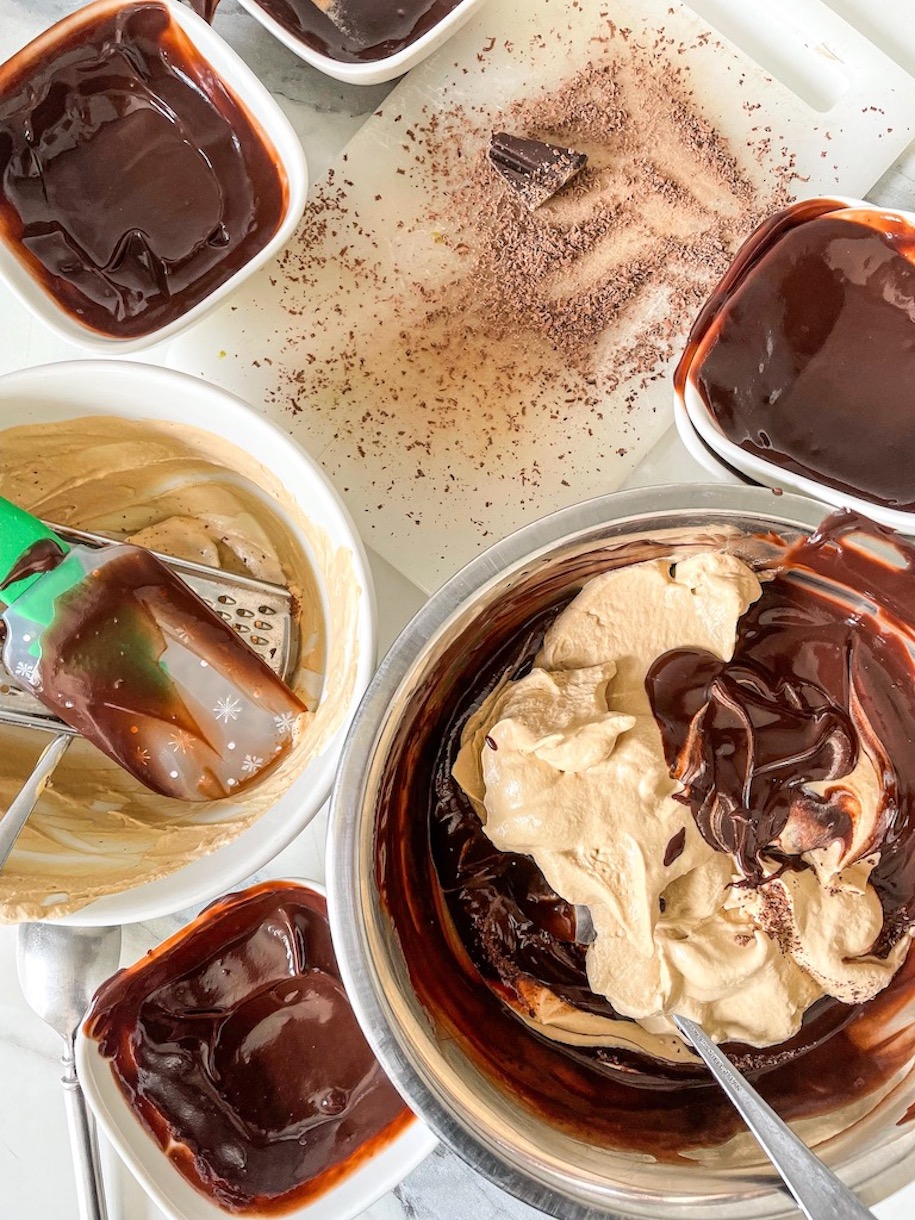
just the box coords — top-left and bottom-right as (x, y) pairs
(169, 0), (915, 593)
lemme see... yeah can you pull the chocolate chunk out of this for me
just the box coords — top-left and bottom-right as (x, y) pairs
(489, 132), (587, 210)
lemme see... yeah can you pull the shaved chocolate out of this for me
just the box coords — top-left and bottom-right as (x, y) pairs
(489, 132), (588, 210)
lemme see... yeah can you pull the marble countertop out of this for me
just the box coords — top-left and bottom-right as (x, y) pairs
(1, 2), (915, 1219)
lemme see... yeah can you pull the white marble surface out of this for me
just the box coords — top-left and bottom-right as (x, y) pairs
(1, 2), (915, 1219)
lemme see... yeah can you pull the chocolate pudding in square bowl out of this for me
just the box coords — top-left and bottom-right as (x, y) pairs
(675, 197), (915, 533)
(230, 0), (489, 86)
(327, 484), (915, 1219)
(0, 0), (306, 352)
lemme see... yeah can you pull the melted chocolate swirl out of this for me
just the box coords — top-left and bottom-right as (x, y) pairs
(646, 628), (859, 883)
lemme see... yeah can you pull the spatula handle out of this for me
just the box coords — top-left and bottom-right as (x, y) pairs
(0, 733), (71, 868)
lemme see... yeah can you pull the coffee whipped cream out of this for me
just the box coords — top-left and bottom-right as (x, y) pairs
(454, 552), (909, 1052)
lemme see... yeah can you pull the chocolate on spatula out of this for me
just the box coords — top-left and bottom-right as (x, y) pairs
(0, 497), (306, 803)
(489, 132), (588, 209)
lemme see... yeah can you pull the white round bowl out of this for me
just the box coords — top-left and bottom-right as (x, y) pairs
(0, 360), (375, 925)
(0, 0), (308, 354)
(237, 0), (489, 85)
(75, 878), (437, 1220)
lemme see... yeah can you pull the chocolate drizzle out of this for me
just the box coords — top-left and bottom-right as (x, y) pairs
(4, 544), (305, 801)
(85, 882), (412, 1214)
(0, 537), (66, 591)
(663, 827), (687, 868)
(646, 512), (915, 927)
(647, 632), (859, 884)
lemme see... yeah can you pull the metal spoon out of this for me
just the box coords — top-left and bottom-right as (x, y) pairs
(17, 922), (122, 1220)
(673, 1013), (873, 1220)
(0, 734), (70, 868)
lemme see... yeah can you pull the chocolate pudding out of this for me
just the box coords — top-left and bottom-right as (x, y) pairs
(376, 512), (915, 1158)
(680, 199), (915, 510)
(0, 2), (287, 338)
(236, 0), (463, 63)
(85, 882), (413, 1213)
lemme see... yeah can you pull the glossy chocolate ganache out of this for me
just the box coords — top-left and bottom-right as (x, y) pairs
(86, 883), (412, 1213)
(0, 2), (286, 338)
(377, 512), (915, 1158)
(680, 199), (915, 510)
(193, 0), (462, 63)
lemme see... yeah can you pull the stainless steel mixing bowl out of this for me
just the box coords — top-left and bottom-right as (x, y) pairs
(327, 485), (915, 1219)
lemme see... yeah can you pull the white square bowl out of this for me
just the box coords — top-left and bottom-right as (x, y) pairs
(0, 0), (308, 354)
(237, 0), (489, 86)
(75, 878), (438, 1220)
(675, 196), (915, 535)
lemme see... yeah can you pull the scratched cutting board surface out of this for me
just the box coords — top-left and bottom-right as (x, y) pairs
(169, 0), (915, 593)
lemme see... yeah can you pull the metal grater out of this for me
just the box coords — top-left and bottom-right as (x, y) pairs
(0, 521), (299, 738)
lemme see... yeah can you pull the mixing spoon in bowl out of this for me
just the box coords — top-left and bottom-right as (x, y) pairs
(17, 922), (122, 1220)
(673, 1013), (873, 1219)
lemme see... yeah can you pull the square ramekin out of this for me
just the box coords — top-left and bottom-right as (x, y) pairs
(674, 196), (915, 534)
(75, 879), (438, 1220)
(237, 0), (489, 86)
(0, 0), (307, 354)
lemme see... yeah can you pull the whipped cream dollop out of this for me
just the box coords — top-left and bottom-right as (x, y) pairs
(453, 553), (909, 1050)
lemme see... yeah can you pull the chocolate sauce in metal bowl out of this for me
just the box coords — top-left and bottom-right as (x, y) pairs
(0, 1), (287, 339)
(327, 487), (915, 1219)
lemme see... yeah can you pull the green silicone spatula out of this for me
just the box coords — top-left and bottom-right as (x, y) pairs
(0, 496), (306, 802)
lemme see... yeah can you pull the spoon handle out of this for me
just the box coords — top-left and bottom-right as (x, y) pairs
(61, 1049), (108, 1220)
(673, 1015), (872, 1220)
(0, 733), (70, 868)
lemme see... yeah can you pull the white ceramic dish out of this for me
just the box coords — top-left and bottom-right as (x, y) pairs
(672, 383), (743, 485)
(75, 878), (438, 1220)
(676, 197), (915, 533)
(0, 0), (308, 354)
(237, 0), (488, 85)
(0, 360), (375, 925)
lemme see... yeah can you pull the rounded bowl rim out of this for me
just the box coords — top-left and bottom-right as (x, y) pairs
(327, 482), (915, 1220)
(0, 358), (376, 926)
